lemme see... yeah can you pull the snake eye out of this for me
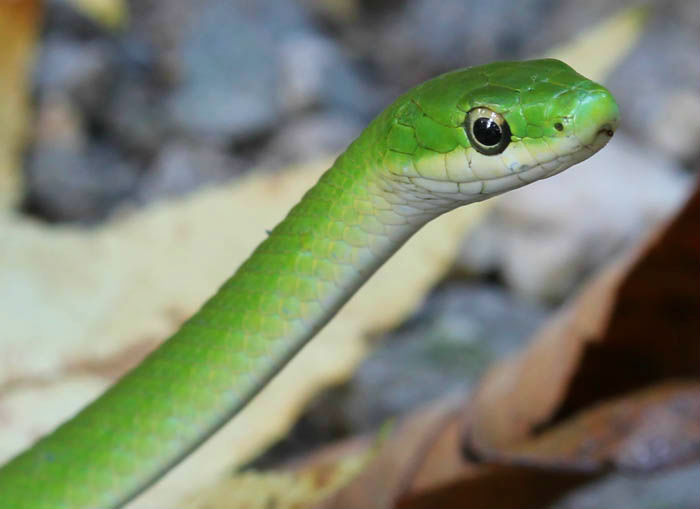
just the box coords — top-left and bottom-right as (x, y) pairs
(465, 107), (511, 155)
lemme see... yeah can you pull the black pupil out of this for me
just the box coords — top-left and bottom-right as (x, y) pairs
(473, 117), (502, 146)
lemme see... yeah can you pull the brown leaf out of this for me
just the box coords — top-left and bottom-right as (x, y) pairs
(292, 396), (595, 509)
(318, 397), (464, 509)
(463, 181), (700, 454)
(0, 0), (41, 208)
(465, 380), (700, 473)
(399, 466), (591, 509)
(191, 397), (470, 509)
(396, 405), (595, 509)
(182, 434), (380, 509)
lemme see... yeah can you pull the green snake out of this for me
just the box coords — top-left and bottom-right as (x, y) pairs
(0, 59), (618, 508)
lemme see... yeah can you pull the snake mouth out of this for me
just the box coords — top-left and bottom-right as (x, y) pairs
(598, 123), (615, 138)
(583, 120), (617, 155)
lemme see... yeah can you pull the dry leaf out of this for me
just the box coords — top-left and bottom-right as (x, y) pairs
(464, 182), (699, 454)
(266, 396), (594, 509)
(185, 435), (380, 509)
(397, 410), (585, 509)
(474, 380), (700, 473)
(0, 0), (41, 208)
(318, 396), (464, 509)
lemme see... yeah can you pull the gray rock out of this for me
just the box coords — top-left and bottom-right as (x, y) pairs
(138, 141), (242, 203)
(608, 6), (700, 164)
(26, 141), (138, 223)
(278, 34), (343, 113)
(457, 133), (692, 303)
(103, 73), (169, 158)
(550, 462), (700, 509)
(278, 33), (381, 118)
(34, 35), (114, 111)
(358, 0), (583, 85)
(260, 112), (364, 168)
(24, 91), (140, 222)
(308, 283), (545, 434)
(167, 0), (309, 142)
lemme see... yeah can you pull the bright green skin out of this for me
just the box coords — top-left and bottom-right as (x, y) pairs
(0, 59), (618, 508)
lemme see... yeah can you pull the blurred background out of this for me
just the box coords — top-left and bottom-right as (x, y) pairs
(7, 0), (698, 223)
(1, 0), (699, 507)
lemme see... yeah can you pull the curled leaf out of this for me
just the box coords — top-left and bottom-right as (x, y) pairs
(464, 183), (699, 452)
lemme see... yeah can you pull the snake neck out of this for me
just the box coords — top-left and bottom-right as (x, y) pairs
(193, 140), (437, 378)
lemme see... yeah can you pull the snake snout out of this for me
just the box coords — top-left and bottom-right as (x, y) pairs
(573, 88), (619, 149)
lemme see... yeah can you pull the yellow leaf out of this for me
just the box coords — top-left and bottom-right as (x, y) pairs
(66, 0), (128, 30)
(186, 432), (383, 509)
(545, 6), (649, 83)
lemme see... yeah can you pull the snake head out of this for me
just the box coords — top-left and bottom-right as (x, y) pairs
(379, 59), (619, 212)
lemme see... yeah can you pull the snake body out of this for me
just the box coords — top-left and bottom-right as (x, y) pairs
(0, 59), (618, 508)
